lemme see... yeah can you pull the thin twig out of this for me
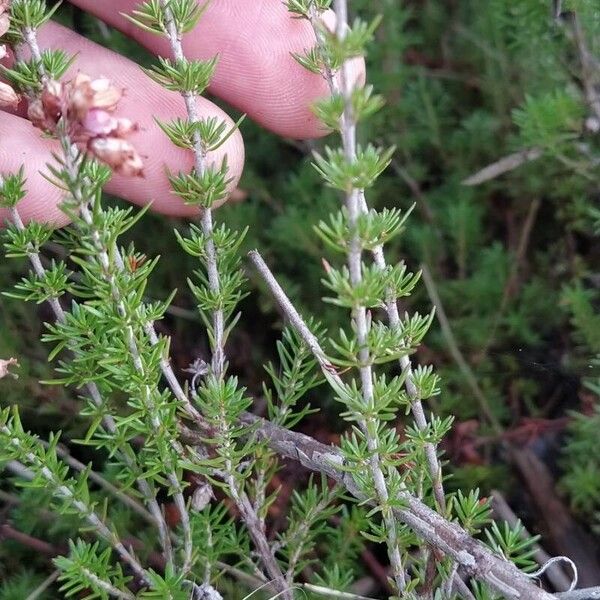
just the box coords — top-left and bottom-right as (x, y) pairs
(3, 445), (150, 585)
(78, 568), (136, 600)
(556, 587), (600, 600)
(78, 193), (193, 576)
(24, 570), (60, 600)
(46, 441), (154, 524)
(0, 522), (59, 556)
(462, 147), (543, 186)
(310, 0), (448, 536)
(569, 13), (600, 122)
(13, 30), (175, 565)
(284, 489), (337, 584)
(160, 2), (225, 380)
(158, 4), (288, 595)
(302, 583), (376, 599)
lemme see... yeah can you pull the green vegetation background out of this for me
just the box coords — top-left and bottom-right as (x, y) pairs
(1, 1), (600, 596)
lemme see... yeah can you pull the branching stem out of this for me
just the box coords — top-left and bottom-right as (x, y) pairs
(157, 5), (289, 596)
(5, 202), (173, 567)
(160, 3), (225, 380)
(331, 0), (406, 590)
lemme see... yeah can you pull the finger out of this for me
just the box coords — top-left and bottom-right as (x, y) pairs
(16, 21), (245, 219)
(66, 0), (366, 139)
(0, 110), (68, 226)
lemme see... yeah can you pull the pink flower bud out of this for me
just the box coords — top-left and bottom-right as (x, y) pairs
(0, 81), (18, 108)
(41, 80), (63, 120)
(88, 77), (122, 112)
(0, 45), (7, 60)
(113, 118), (138, 137)
(88, 137), (144, 177)
(82, 108), (118, 136)
(70, 73), (123, 119)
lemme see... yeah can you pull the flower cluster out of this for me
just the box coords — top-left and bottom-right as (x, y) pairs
(0, 0), (18, 109)
(28, 74), (144, 176)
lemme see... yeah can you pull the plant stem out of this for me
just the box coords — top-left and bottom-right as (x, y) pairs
(363, 209), (447, 513)
(252, 245), (406, 592)
(332, 0), (406, 590)
(72, 177), (193, 576)
(24, 570), (60, 600)
(6, 203), (174, 567)
(309, 1), (448, 519)
(157, 6), (290, 595)
(21, 20), (203, 425)
(160, 2), (225, 380)
(13, 24), (180, 566)
(79, 568), (136, 600)
(46, 441), (154, 524)
(284, 490), (335, 585)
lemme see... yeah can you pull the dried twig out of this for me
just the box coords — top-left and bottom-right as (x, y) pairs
(556, 588), (600, 600)
(568, 13), (600, 122)
(462, 147), (543, 186)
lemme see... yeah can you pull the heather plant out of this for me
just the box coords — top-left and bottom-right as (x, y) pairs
(0, 1), (598, 600)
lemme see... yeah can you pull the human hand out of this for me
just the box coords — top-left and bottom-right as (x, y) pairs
(0, 0), (365, 225)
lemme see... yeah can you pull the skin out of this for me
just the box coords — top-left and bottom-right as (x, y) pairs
(0, 0), (365, 226)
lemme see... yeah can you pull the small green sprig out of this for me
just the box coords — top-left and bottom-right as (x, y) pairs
(485, 521), (540, 573)
(156, 115), (245, 152)
(286, 0), (331, 18)
(55, 540), (135, 600)
(168, 159), (232, 208)
(124, 0), (207, 36)
(1, 407), (151, 587)
(1, 49), (74, 91)
(0, 168), (26, 208)
(143, 56), (217, 94)
(6, 0), (60, 35)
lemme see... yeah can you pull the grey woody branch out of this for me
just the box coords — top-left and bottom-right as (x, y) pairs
(182, 412), (554, 600)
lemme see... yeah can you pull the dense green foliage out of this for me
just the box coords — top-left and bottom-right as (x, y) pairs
(1, 0), (599, 598)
